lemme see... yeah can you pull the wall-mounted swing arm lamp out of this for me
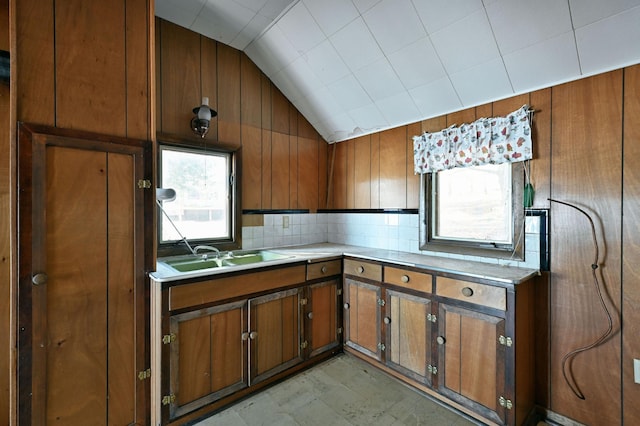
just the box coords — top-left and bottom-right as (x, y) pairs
(156, 188), (197, 255)
(191, 97), (217, 138)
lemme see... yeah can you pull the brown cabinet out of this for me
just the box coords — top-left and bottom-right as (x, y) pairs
(306, 278), (342, 358)
(343, 276), (383, 361)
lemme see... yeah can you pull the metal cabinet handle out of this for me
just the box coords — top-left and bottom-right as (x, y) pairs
(343, 303), (350, 310)
(401, 275), (410, 283)
(461, 287), (474, 297)
(436, 336), (446, 345)
(383, 317), (391, 324)
(32, 273), (48, 286)
(356, 266), (364, 274)
(241, 332), (250, 341)
(249, 331), (258, 340)
(320, 266), (327, 274)
(308, 312), (313, 320)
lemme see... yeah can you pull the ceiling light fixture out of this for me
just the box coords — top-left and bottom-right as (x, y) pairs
(191, 97), (217, 138)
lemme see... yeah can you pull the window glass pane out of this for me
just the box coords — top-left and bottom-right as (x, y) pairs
(160, 147), (230, 242)
(434, 163), (512, 244)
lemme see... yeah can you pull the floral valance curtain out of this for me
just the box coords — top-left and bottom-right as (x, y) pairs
(412, 105), (533, 174)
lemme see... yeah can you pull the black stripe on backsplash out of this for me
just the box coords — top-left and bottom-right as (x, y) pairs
(243, 209), (310, 215)
(318, 209), (419, 214)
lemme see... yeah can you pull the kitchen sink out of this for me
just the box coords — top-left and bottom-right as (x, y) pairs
(160, 250), (294, 273)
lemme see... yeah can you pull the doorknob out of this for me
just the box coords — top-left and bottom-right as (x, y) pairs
(32, 273), (48, 286)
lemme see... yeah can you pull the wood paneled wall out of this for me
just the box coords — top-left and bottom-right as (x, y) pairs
(155, 19), (328, 213)
(3, 1), (153, 424)
(330, 66), (640, 425)
(0, 0), (10, 423)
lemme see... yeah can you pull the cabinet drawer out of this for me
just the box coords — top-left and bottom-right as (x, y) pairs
(436, 277), (506, 311)
(307, 259), (342, 280)
(343, 259), (382, 281)
(384, 266), (432, 294)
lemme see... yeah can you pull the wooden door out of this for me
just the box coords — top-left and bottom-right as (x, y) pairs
(167, 300), (248, 420)
(17, 124), (151, 425)
(248, 287), (304, 385)
(437, 303), (506, 425)
(385, 289), (432, 386)
(343, 278), (382, 361)
(307, 279), (341, 358)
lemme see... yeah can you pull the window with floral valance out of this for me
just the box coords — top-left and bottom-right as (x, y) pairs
(412, 105), (533, 174)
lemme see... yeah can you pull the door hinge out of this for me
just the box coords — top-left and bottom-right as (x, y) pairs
(161, 394), (176, 406)
(137, 368), (151, 381)
(137, 179), (152, 189)
(498, 335), (513, 347)
(162, 334), (176, 344)
(300, 298), (308, 306)
(427, 364), (438, 375)
(337, 327), (343, 334)
(377, 342), (386, 351)
(336, 288), (343, 296)
(377, 298), (385, 306)
(427, 313), (437, 323)
(498, 396), (513, 410)
(300, 340), (309, 349)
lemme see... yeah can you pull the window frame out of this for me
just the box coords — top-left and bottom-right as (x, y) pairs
(419, 162), (524, 260)
(156, 141), (241, 257)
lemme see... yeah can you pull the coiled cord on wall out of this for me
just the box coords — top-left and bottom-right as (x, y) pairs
(548, 198), (614, 400)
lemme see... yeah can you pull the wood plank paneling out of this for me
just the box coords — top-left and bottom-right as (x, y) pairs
(55, 0), (127, 135)
(406, 122), (421, 209)
(622, 64), (640, 425)
(290, 135), (298, 208)
(379, 127), (406, 208)
(16, 0), (55, 125)
(354, 136), (371, 209)
(201, 36), (218, 141)
(241, 126), (262, 209)
(475, 102), (492, 118)
(346, 139), (355, 209)
(125, 0), (150, 140)
(0, 2), (9, 421)
(261, 129), (272, 209)
(217, 44), (241, 146)
(271, 88), (289, 134)
(261, 75), (272, 131)
(550, 71), (622, 425)
(318, 139), (328, 209)
(530, 88), (551, 209)
(331, 142), (347, 209)
(159, 21), (200, 136)
(241, 54), (261, 128)
(370, 133), (380, 208)
(446, 107), (475, 127)
(298, 137), (319, 212)
(271, 132), (290, 209)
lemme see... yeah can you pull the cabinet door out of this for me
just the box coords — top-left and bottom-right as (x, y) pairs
(437, 303), (507, 424)
(343, 278), (383, 361)
(249, 287), (304, 385)
(168, 300), (248, 420)
(307, 279), (341, 358)
(385, 289), (433, 386)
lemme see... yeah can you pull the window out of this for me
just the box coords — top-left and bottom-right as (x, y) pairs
(419, 162), (524, 259)
(158, 144), (238, 255)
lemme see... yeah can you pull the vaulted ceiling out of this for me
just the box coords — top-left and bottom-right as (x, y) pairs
(155, 0), (640, 142)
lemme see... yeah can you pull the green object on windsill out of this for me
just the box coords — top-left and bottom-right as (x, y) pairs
(524, 183), (535, 208)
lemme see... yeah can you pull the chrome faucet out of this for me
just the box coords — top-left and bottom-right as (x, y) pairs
(194, 245), (220, 259)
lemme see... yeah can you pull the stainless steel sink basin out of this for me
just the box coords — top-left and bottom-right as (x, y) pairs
(160, 250), (293, 273)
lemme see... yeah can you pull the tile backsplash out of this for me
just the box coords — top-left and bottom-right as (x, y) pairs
(242, 212), (543, 270)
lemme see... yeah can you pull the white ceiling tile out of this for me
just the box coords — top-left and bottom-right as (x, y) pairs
(375, 92), (422, 126)
(230, 13), (272, 49)
(409, 77), (462, 118)
(191, 0), (256, 44)
(388, 37), (446, 89)
(271, 70), (304, 103)
(413, 0), (484, 34)
(155, 0), (206, 30)
(303, 88), (343, 123)
(576, 5), (640, 74)
(304, 40), (351, 85)
(486, 0), (572, 54)
(258, 0), (297, 19)
(303, 0), (360, 37)
(277, 2), (325, 53)
(569, 0), (640, 28)
(327, 74), (372, 111)
(347, 104), (389, 132)
(232, 0), (268, 13)
(354, 58), (405, 101)
(352, 0), (383, 14)
(363, 0), (427, 55)
(320, 113), (358, 142)
(504, 31), (580, 93)
(449, 57), (513, 106)
(430, 9), (501, 74)
(255, 25), (301, 72)
(330, 18), (384, 71)
(284, 56), (325, 99)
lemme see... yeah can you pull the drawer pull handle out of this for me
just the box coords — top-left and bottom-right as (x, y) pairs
(401, 275), (410, 283)
(436, 336), (446, 345)
(249, 331), (258, 340)
(383, 317), (391, 324)
(461, 287), (474, 297)
(343, 303), (350, 310)
(241, 332), (250, 341)
(356, 266), (365, 274)
(321, 266), (327, 274)
(308, 312), (313, 320)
